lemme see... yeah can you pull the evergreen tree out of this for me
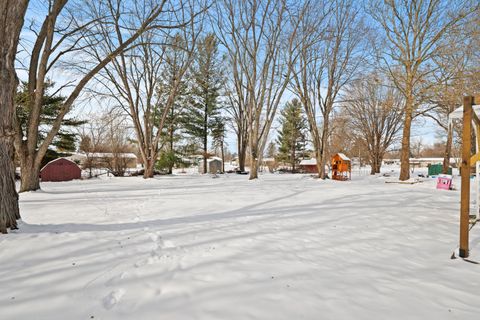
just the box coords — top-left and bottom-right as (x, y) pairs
(276, 99), (308, 172)
(156, 35), (191, 174)
(16, 82), (85, 167)
(185, 34), (225, 174)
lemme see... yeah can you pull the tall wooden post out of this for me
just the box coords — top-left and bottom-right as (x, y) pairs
(460, 96), (473, 258)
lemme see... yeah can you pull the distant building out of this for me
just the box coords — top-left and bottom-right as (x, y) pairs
(199, 157), (223, 174)
(40, 158), (82, 182)
(69, 152), (138, 169)
(383, 158), (459, 168)
(299, 158), (319, 174)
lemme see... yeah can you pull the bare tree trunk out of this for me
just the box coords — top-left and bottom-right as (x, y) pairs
(314, 147), (323, 178)
(221, 141), (225, 173)
(442, 122), (453, 174)
(203, 102), (208, 174)
(0, 143), (20, 233)
(375, 154), (382, 174)
(319, 122), (329, 179)
(370, 154), (377, 175)
(250, 158), (259, 179)
(168, 122), (174, 175)
(20, 159), (41, 192)
(144, 159), (155, 179)
(237, 136), (247, 172)
(399, 96), (414, 181)
(249, 142), (259, 180)
(0, 0), (28, 233)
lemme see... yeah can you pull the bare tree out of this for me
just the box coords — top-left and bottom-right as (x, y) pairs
(78, 114), (107, 178)
(213, 0), (301, 179)
(290, 0), (365, 179)
(0, 0), (29, 233)
(102, 111), (132, 177)
(368, 0), (476, 181)
(14, 0), (180, 192)
(343, 74), (404, 174)
(86, 1), (201, 178)
(225, 81), (249, 172)
(424, 14), (480, 173)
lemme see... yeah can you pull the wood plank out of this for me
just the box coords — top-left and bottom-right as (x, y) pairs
(470, 152), (480, 166)
(472, 109), (480, 126)
(460, 96), (473, 258)
(473, 95), (480, 105)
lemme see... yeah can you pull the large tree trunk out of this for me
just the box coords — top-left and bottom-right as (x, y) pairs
(143, 158), (155, 179)
(308, 121), (323, 179)
(19, 159), (41, 193)
(375, 154), (382, 174)
(399, 92), (414, 181)
(370, 154), (377, 175)
(237, 136), (247, 172)
(314, 147), (323, 178)
(371, 144), (383, 175)
(0, 143), (20, 233)
(249, 158), (259, 180)
(249, 142), (259, 180)
(0, 0), (29, 233)
(442, 122), (453, 174)
(319, 121), (329, 179)
(16, 141), (46, 192)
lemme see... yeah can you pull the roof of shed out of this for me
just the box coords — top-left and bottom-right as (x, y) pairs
(40, 157), (80, 171)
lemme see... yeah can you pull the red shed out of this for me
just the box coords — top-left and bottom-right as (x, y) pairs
(40, 158), (82, 182)
(299, 158), (319, 173)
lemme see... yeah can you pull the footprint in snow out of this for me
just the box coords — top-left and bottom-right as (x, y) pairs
(103, 288), (126, 310)
(105, 272), (129, 287)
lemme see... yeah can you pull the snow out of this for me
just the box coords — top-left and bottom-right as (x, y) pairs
(1, 170), (480, 319)
(299, 158), (317, 165)
(336, 153), (350, 161)
(449, 104), (480, 121)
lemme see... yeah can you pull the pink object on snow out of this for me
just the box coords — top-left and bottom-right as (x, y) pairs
(436, 175), (453, 190)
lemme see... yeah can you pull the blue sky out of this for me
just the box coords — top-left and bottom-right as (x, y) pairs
(17, 0), (448, 156)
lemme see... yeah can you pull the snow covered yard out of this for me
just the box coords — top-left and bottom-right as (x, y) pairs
(1, 173), (479, 320)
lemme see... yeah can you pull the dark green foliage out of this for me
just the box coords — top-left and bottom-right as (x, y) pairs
(155, 151), (178, 173)
(40, 149), (72, 168)
(211, 116), (226, 151)
(184, 34), (225, 162)
(156, 35), (191, 173)
(16, 82), (85, 154)
(276, 99), (308, 171)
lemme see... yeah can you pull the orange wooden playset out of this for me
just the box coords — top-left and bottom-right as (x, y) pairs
(331, 153), (351, 181)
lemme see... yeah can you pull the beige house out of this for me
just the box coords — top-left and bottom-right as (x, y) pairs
(69, 152), (138, 169)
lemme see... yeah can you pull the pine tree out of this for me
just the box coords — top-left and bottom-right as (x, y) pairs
(185, 34), (225, 174)
(156, 36), (191, 174)
(276, 99), (308, 172)
(16, 82), (85, 167)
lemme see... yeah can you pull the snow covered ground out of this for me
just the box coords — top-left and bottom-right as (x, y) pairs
(1, 170), (479, 319)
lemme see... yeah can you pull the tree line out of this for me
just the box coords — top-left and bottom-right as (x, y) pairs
(1, 0), (479, 233)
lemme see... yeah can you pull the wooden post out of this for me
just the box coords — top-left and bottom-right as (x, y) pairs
(460, 96), (473, 258)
